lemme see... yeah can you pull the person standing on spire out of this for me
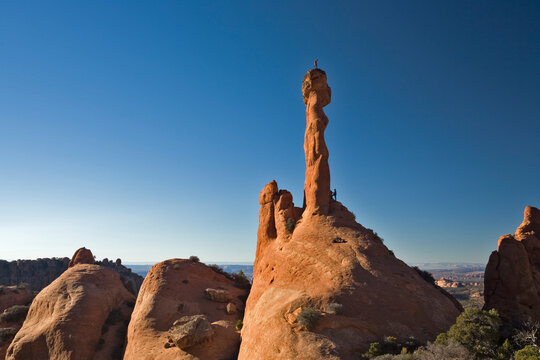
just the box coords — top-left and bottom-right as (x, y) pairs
(314, 59), (318, 68)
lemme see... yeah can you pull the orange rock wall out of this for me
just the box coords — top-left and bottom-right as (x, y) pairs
(484, 206), (540, 325)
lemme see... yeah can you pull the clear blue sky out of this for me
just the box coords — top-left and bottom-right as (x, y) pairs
(1, 1), (539, 264)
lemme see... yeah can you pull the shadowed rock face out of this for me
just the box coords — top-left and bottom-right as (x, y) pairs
(0, 286), (35, 359)
(124, 259), (248, 360)
(484, 206), (540, 325)
(0, 258), (70, 292)
(6, 264), (135, 360)
(238, 69), (461, 360)
(0, 287), (34, 314)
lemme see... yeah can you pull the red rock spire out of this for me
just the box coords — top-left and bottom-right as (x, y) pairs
(302, 68), (332, 215)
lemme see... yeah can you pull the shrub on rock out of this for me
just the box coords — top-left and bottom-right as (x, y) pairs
(297, 308), (320, 330)
(435, 308), (508, 359)
(0, 306), (29, 324)
(515, 345), (540, 360)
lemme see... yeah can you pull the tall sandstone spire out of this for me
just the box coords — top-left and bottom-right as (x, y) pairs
(239, 68), (461, 360)
(302, 69), (332, 215)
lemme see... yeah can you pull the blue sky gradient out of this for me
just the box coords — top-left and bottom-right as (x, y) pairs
(1, 1), (539, 263)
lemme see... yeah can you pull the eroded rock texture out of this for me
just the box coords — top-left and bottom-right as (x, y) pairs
(238, 69), (461, 360)
(124, 259), (248, 360)
(68, 247), (95, 267)
(484, 206), (540, 325)
(303, 68), (332, 216)
(6, 264), (135, 360)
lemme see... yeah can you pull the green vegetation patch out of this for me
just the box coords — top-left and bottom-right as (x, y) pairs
(0, 327), (17, 347)
(435, 308), (511, 359)
(515, 345), (540, 360)
(0, 305), (29, 323)
(297, 307), (320, 330)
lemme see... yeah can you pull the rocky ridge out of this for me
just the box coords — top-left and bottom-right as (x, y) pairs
(0, 258), (69, 292)
(0, 251), (143, 294)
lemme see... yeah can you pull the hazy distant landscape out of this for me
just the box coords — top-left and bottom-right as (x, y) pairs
(126, 262), (485, 309)
(127, 262), (482, 281)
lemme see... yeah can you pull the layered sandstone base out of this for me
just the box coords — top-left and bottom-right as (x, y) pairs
(239, 182), (462, 360)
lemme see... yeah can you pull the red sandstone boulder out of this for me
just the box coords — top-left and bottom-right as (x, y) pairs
(6, 264), (135, 360)
(484, 206), (540, 325)
(124, 259), (248, 360)
(68, 247), (95, 267)
(168, 315), (214, 349)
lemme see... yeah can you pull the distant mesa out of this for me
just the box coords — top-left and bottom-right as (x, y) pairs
(484, 205), (540, 325)
(238, 68), (462, 359)
(0, 248), (144, 295)
(0, 257), (70, 292)
(436, 277), (464, 288)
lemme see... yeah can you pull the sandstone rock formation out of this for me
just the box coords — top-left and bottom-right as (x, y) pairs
(303, 68), (332, 216)
(168, 315), (214, 349)
(99, 259), (143, 295)
(68, 246), (95, 267)
(124, 259), (248, 360)
(238, 68), (461, 360)
(436, 278), (463, 288)
(484, 205), (540, 325)
(6, 256), (135, 359)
